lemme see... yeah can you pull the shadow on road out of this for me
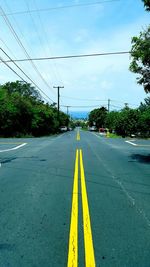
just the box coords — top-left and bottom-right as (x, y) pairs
(130, 154), (150, 164)
(0, 243), (15, 251)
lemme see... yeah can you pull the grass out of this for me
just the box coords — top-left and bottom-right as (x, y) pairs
(107, 133), (122, 138)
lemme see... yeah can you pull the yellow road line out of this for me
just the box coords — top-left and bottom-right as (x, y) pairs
(67, 150), (79, 267)
(80, 149), (96, 267)
(76, 131), (80, 141)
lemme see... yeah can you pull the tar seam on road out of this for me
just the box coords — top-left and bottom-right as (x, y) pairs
(67, 149), (96, 267)
(87, 135), (150, 228)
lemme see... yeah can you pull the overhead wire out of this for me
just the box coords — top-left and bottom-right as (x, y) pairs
(0, 0), (49, 88)
(61, 95), (108, 101)
(0, 47), (55, 103)
(23, 0), (56, 95)
(0, 6), (55, 95)
(0, 0), (123, 16)
(61, 96), (138, 106)
(0, 37), (17, 60)
(0, 55), (27, 83)
(0, 1), (135, 110)
(61, 104), (106, 108)
(33, 0), (64, 86)
(0, 51), (130, 63)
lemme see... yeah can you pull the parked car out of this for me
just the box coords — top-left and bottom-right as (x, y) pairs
(60, 126), (67, 132)
(89, 126), (97, 131)
(99, 128), (107, 136)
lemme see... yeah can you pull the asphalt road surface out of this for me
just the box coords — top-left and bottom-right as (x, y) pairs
(0, 129), (150, 267)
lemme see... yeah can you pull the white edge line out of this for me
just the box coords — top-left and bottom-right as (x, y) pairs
(0, 143), (27, 152)
(125, 140), (137, 146)
(92, 133), (99, 138)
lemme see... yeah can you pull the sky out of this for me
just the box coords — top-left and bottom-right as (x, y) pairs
(0, 0), (150, 115)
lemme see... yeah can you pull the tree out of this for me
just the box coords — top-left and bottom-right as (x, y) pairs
(2, 81), (41, 100)
(88, 107), (107, 128)
(0, 81), (69, 137)
(115, 108), (140, 137)
(142, 0), (150, 11)
(130, 0), (150, 92)
(138, 109), (150, 136)
(138, 96), (150, 136)
(129, 26), (150, 93)
(139, 96), (150, 111)
(105, 111), (119, 132)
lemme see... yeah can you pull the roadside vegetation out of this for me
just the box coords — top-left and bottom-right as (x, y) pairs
(129, 0), (150, 93)
(0, 81), (69, 137)
(88, 98), (150, 138)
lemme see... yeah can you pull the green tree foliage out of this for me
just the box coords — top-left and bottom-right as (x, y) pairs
(105, 111), (119, 132)
(129, 26), (150, 92)
(130, 1), (150, 92)
(142, 0), (150, 11)
(0, 81), (69, 137)
(139, 96), (150, 111)
(138, 96), (150, 136)
(115, 108), (140, 137)
(88, 107), (107, 128)
(89, 98), (150, 137)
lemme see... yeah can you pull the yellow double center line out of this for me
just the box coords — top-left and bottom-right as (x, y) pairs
(67, 149), (95, 267)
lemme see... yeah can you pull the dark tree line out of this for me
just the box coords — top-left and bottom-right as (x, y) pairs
(0, 81), (69, 137)
(88, 97), (150, 137)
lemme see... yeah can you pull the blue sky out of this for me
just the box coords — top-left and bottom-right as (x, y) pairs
(0, 0), (149, 113)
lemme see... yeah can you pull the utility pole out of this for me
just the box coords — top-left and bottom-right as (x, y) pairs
(53, 86), (64, 125)
(108, 99), (110, 112)
(66, 105), (70, 115)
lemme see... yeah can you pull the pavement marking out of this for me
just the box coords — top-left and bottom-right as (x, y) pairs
(80, 149), (96, 267)
(67, 149), (95, 266)
(125, 140), (150, 147)
(76, 131), (80, 141)
(0, 143), (27, 153)
(125, 140), (137, 146)
(67, 149), (79, 267)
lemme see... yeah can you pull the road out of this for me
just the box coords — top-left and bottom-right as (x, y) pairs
(0, 130), (150, 267)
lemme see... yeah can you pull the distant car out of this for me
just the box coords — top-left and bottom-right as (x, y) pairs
(99, 128), (107, 136)
(60, 126), (67, 132)
(89, 126), (97, 131)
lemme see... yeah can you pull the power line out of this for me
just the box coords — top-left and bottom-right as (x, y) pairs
(0, 37), (17, 60)
(0, 47), (54, 103)
(61, 95), (108, 101)
(60, 96), (139, 107)
(23, 0), (56, 94)
(0, 51), (130, 63)
(110, 104), (123, 109)
(0, 6), (55, 95)
(1, 0), (50, 86)
(0, 56), (27, 83)
(61, 104), (104, 108)
(33, 0), (64, 86)
(0, 0), (122, 16)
